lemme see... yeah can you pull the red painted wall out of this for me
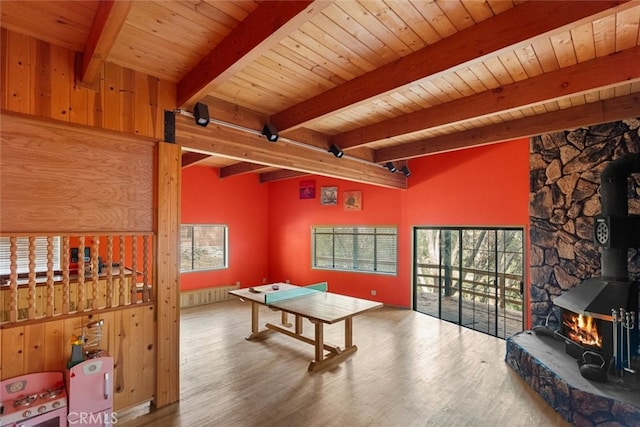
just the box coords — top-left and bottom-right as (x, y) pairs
(180, 166), (269, 291)
(267, 139), (531, 308)
(181, 139), (531, 311)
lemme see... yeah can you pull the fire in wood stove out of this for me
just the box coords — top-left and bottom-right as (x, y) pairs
(562, 311), (603, 350)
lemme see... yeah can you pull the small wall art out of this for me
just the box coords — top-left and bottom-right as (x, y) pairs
(320, 186), (338, 205)
(299, 180), (316, 199)
(343, 190), (362, 210)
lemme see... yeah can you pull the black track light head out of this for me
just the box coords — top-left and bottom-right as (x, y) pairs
(194, 102), (210, 127)
(328, 144), (344, 158)
(262, 124), (279, 142)
(385, 162), (397, 173)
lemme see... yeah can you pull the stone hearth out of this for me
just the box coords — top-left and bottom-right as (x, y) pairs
(506, 331), (639, 426)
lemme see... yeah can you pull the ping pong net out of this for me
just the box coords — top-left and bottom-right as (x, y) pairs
(264, 282), (327, 305)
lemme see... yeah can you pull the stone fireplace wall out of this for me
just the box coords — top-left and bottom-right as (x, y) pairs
(529, 118), (640, 327)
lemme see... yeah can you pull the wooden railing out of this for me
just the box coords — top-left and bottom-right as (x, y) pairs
(1, 233), (154, 324)
(415, 263), (523, 311)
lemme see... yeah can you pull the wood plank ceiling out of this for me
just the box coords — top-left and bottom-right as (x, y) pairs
(2, 0), (639, 188)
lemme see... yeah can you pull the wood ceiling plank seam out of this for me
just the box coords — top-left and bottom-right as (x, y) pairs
(237, 64), (314, 103)
(387, 92), (422, 114)
(530, 37), (561, 73)
(481, 56), (516, 86)
(296, 19), (377, 74)
(223, 75), (294, 113)
(279, 31), (361, 82)
(385, 0), (443, 46)
(124, 3), (227, 55)
(486, 0), (517, 16)
(592, 14), (617, 56)
(440, 72), (476, 98)
(146, 0), (237, 38)
(453, 68), (491, 94)
(496, 50), (529, 82)
(406, 83), (441, 107)
(415, 80), (451, 105)
(615, 6), (640, 50)
(322, 4), (394, 66)
(599, 87), (616, 100)
(280, 37), (359, 81)
(613, 84), (633, 97)
(569, 94), (588, 107)
(583, 91), (601, 103)
(396, 85), (435, 109)
(311, 13), (382, 70)
(259, 48), (341, 91)
(112, 28), (200, 66)
(187, 1), (252, 31)
(269, 43), (348, 86)
(429, 76), (466, 101)
(570, 22), (597, 63)
(334, 1), (408, 60)
(512, 45), (545, 78)
(202, 0), (259, 20)
(352, 1), (424, 57)
(436, 0), (477, 32)
(459, 0), (497, 23)
(549, 31), (579, 69)
(359, 0), (426, 53)
(410, 0), (459, 39)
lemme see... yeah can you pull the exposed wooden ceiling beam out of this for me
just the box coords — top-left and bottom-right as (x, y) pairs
(78, 0), (132, 86)
(335, 46), (640, 150)
(375, 93), (640, 162)
(271, 0), (631, 132)
(181, 152), (211, 168)
(177, 1), (332, 109)
(260, 170), (309, 183)
(175, 114), (406, 189)
(219, 162), (272, 178)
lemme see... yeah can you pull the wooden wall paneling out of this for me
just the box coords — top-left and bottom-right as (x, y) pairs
(155, 141), (181, 408)
(24, 322), (45, 373)
(4, 30), (32, 113)
(142, 305), (156, 401)
(113, 309), (127, 410)
(0, 329), (2, 379)
(103, 61), (121, 131)
(33, 39), (52, 119)
(121, 67), (135, 133)
(134, 71), (152, 137)
(50, 43), (71, 122)
(127, 306), (145, 406)
(43, 319), (65, 371)
(1, 29), (8, 111)
(1, 326), (25, 378)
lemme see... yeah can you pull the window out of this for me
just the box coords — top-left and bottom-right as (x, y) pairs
(312, 226), (397, 274)
(180, 225), (228, 272)
(0, 236), (61, 275)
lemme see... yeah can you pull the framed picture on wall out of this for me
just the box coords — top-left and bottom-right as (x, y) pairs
(300, 180), (316, 199)
(344, 190), (362, 210)
(320, 186), (338, 205)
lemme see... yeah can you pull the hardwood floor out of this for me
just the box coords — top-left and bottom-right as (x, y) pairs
(117, 299), (569, 427)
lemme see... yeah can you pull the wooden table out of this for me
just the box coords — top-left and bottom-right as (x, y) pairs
(229, 283), (383, 372)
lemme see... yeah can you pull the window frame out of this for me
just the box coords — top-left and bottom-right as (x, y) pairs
(180, 224), (228, 273)
(311, 225), (398, 276)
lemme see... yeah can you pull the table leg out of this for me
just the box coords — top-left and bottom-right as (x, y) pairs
(245, 301), (272, 340)
(345, 317), (353, 348)
(295, 315), (303, 334)
(314, 320), (324, 364)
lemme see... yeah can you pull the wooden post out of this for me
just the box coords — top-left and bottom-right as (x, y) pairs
(119, 235), (126, 306)
(106, 235), (113, 308)
(27, 236), (36, 319)
(62, 236), (70, 314)
(46, 236), (54, 317)
(77, 236), (85, 312)
(9, 237), (18, 322)
(154, 140), (181, 408)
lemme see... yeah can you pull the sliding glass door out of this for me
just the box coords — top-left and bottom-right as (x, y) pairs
(413, 227), (524, 339)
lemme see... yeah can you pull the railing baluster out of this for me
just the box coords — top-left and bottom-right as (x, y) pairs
(119, 235), (126, 306)
(106, 235), (113, 308)
(143, 235), (150, 302)
(77, 236), (85, 312)
(131, 236), (138, 303)
(28, 236), (36, 319)
(9, 237), (18, 322)
(91, 236), (99, 310)
(62, 236), (70, 314)
(46, 236), (54, 317)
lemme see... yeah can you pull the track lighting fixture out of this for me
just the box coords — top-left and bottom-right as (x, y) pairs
(385, 162), (397, 173)
(401, 165), (411, 177)
(194, 102), (210, 127)
(328, 144), (344, 158)
(262, 124), (279, 142)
